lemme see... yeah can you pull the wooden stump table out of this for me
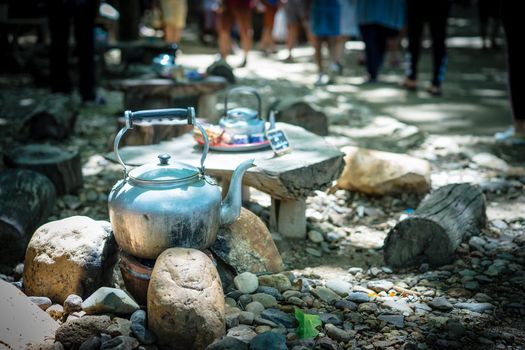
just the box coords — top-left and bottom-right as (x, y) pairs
(105, 123), (345, 239)
(106, 76), (228, 119)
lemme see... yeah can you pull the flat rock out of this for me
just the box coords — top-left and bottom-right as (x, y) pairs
(0, 280), (58, 349)
(100, 335), (139, 349)
(206, 337), (249, 350)
(311, 287), (341, 304)
(382, 299), (413, 315)
(378, 314), (404, 328)
(29, 296), (53, 311)
(226, 325), (257, 343)
(455, 302), (494, 313)
(23, 216), (117, 303)
(251, 293), (278, 308)
(249, 332), (287, 350)
(55, 315), (111, 349)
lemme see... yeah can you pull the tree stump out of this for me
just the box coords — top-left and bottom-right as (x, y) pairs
(384, 183), (486, 268)
(0, 169), (56, 265)
(110, 116), (193, 148)
(4, 144), (83, 195)
(22, 94), (78, 140)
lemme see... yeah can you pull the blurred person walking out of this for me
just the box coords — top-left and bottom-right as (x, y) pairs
(310, 0), (340, 85)
(283, 0), (313, 62)
(48, 0), (100, 104)
(356, 0), (405, 83)
(402, 0), (451, 96)
(333, 0), (359, 74)
(216, 0), (254, 67)
(159, 0), (187, 44)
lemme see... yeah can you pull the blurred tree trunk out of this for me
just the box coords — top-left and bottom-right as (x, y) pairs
(117, 0), (140, 41)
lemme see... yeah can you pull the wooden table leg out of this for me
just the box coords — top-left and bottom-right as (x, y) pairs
(270, 198), (306, 239)
(198, 93), (219, 122)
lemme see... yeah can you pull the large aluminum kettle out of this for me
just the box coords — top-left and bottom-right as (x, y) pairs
(108, 107), (254, 259)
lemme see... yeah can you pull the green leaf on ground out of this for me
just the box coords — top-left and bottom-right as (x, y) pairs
(295, 308), (322, 339)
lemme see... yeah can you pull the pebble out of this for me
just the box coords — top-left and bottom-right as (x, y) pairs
(378, 314), (404, 328)
(226, 325), (257, 343)
(260, 308), (297, 328)
(348, 292), (370, 303)
(367, 280), (394, 292)
(46, 304), (64, 320)
(455, 302), (494, 313)
(207, 337), (249, 350)
(63, 294), (83, 314)
(307, 230), (324, 243)
(239, 311), (255, 325)
(306, 247), (322, 257)
(249, 332), (287, 350)
(256, 286), (282, 300)
(325, 279), (352, 296)
(429, 297), (453, 311)
(358, 303), (378, 313)
(348, 267), (364, 275)
(29, 296), (52, 310)
(325, 323), (353, 342)
(234, 272), (259, 294)
(382, 299), (413, 315)
(100, 335), (139, 350)
(130, 310), (156, 345)
(245, 301), (265, 316)
(251, 293), (278, 308)
(258, 274), (292, 292)
(334, 299), (357, 311)
(311, 287), (341, 304)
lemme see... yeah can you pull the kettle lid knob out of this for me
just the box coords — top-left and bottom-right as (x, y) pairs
(158, 154), (171, 165)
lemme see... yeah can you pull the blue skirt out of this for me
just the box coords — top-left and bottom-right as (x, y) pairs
(311, 0), (341, 37)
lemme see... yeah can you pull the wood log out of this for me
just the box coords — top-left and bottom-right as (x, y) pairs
(110, 116), (193, 148)
(0, 169), (56, 265)
(4, 144), (83, 195)
(384, 183), (486, 268)
(22, 94), (78, 140)
(0, 92), (77, 141)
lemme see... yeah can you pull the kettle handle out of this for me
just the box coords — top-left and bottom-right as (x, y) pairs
(224, 86), (262, 120)
(114, 107), (209, 176)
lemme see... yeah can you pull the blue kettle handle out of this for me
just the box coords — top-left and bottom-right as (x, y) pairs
(224, 87), (263, 121)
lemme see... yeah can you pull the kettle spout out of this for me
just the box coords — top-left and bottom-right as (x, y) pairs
(220, 159), (255, 226)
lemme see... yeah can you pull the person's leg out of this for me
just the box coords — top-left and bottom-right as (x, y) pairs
(260, 4), (277, 53)
(216, 6), (234, 59)
(313, 36), (323, 74)
(404, 0), (424, 87)
(48, 0), (72, 94)
(232, 6), (253, 67)
(500, 1), (524, 136)
(359, 24), (381, 81)
(428, 0), (450, 93)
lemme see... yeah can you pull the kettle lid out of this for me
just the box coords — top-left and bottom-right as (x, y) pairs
(128, 154), (201, 185)
(227, 107), (258, 119)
